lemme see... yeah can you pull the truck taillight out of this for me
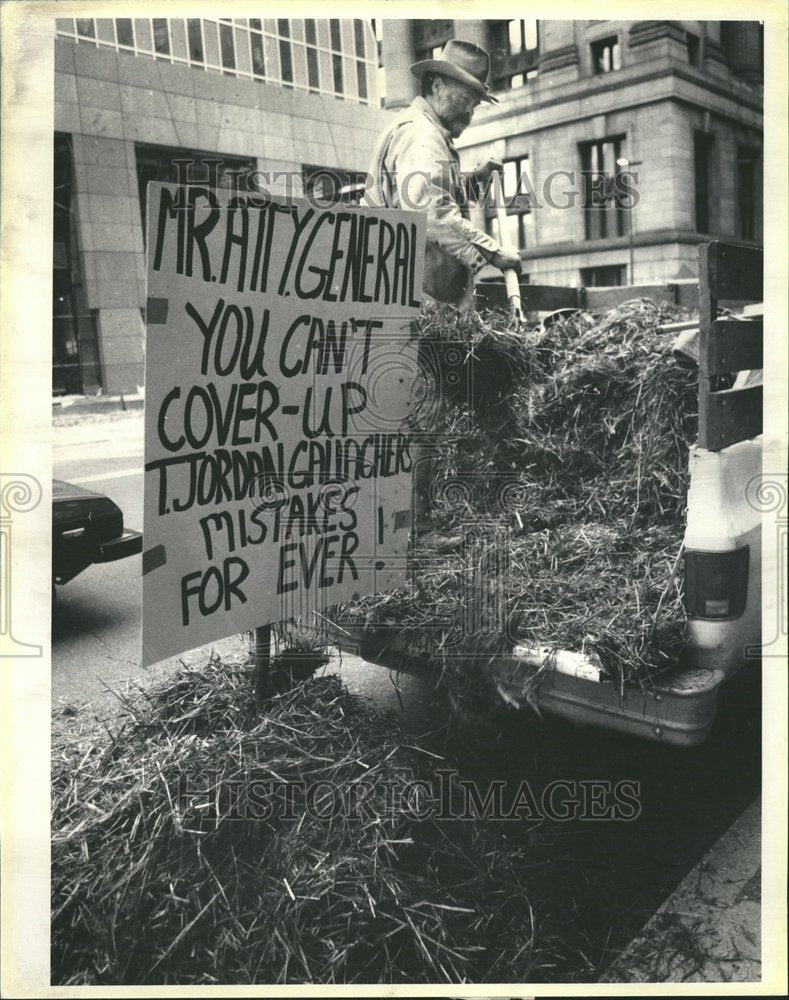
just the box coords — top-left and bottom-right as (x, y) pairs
(684, 548), (749, 620)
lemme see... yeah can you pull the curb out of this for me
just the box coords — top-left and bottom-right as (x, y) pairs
(52, 394), (144, 421)
(600, 795), (761, 983)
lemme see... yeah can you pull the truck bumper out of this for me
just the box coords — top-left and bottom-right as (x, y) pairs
(325, 627), (749, 748)
(516, 661), (729, 747)
(95, 529), (143, 563)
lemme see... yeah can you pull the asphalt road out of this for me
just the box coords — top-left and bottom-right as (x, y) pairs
(52, 410), (444, 729)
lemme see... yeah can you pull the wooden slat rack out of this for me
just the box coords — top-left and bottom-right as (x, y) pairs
(698, 241), (763, 451)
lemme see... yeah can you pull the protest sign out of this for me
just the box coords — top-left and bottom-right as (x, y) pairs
(142, 182), (425, 666)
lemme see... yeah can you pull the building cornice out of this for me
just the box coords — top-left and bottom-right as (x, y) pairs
(514, 228), (762, 262)
(538, 44), (580, 74)
(627, 21), (687, 48)
(458, 62), (762, 150)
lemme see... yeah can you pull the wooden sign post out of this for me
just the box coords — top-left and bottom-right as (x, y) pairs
(141, 182), (425, 676)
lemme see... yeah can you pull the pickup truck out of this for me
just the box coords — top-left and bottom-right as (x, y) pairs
(318, 241), (764, 747)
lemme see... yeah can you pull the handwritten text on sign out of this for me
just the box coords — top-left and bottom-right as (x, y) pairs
(142, 183), (425, 666)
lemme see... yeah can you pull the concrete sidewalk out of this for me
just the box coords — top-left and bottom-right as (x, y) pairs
(601, 796), (761, 983)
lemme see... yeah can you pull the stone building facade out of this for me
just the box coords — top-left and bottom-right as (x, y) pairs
(53, 17), (763, 395)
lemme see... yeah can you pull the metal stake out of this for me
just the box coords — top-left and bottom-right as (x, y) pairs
(252, 623), (272, 712)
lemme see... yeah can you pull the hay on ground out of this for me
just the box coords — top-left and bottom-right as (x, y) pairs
(52, 662), (548, 985)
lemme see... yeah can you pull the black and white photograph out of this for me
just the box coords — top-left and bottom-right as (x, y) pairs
(1, 2), (787, 995)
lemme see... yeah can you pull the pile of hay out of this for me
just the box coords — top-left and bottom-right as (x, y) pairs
(338, 300), (696, 690)
(52, 661), (548, 985)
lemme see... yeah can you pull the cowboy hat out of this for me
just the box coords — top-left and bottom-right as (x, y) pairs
(411, 38), (499, 104)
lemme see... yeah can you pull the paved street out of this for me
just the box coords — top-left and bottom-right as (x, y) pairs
(52, 410), (444, 730)
(53, 413), (148, 705)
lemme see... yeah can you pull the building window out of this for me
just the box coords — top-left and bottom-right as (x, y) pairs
(75, 18), (95, 40)
(353, 18), (368, 101)
(135, 20), (154, 54)
(304, 20), (319, 92)
(506, 19), (539, 54)
(489, 19), (539, 59)
(54, 18), (378, 105)
(277, 19), (293, 86)
(353, 19), (366, 57)
(580, 137), (626, 240)
(329, 20), (344, 94)
(153, 19), (170, 57)
(484, 156), (531, 250)
(332, 53), (343, 94)
(116, 18), (134, 48)
(412, 19), (453, 63)
(356, 60), (368, 101)
(186, 19), (203, 62)
(306, 47), (320, 91)
(581, 265), (626, 287)
(694, 131), (714, 233)
(249, 22), (265, 77)
(371, 19), (385, 106)
(685, 32), (700, 67)
(737, 147), (759, 239)
(591, 36), (621, 73)
(303, 165), (369, 205)
(53, 133), (101, 395)
(489, 19), (539, 90)
(218, 20), (235, 73)
(134, 144), (255, 235)
(497, 68), (539, 90)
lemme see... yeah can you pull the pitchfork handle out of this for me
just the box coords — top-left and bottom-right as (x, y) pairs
(493, 169), (524, 324)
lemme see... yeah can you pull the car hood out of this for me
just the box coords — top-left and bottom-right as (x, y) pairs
(53, 478), (107, 502)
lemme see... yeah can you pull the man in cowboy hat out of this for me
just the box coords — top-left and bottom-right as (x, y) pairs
(367, 37), (522, 311)
(367, 38), (521, 552)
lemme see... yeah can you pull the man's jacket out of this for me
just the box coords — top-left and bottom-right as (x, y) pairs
(366, 97), (501, 309)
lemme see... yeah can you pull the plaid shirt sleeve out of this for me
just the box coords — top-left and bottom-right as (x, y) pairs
(385, 120), (502, 273)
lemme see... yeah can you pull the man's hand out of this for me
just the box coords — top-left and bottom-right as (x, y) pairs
(473, 157), (504, 186)
(491, 247), (523, 274)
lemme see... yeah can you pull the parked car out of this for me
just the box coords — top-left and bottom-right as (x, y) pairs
(53, 479), (142, 593)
